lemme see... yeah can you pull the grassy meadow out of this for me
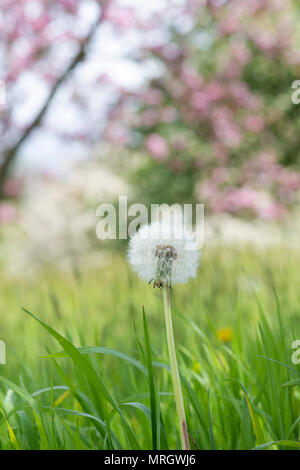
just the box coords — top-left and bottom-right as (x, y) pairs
(0, 245), (300, 450)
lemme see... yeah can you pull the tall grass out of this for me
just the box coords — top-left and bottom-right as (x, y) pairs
(0, 246), (299, 450)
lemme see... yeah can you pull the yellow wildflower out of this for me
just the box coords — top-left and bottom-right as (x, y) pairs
(217, 327), (233, 343)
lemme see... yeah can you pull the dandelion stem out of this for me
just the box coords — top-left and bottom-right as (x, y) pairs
(163, 285), (190, 450)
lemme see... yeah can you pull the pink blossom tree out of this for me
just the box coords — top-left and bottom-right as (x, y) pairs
(1, 0), (300, 219)
(104, 0), (300, 219)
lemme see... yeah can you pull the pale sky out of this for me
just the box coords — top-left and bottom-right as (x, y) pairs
(16, 0), (173, 176)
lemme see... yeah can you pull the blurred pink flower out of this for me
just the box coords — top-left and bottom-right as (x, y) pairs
(160, 44), (183, 61)
(212, 143), (229, 162)
(140, 109), (160, 127)
(106, 124), (129, 146)
(161, 106), (177, 123)
(104, 7), (137, 28)
(31, 14), (51, 32)
(276, 170), (300, 193)
(2, 178), (23, 198)
(230, 43), (252, 66)
(219, 17), (239, 35)
(0, 203), (17, 224)
(223, 61), (242, 79)
(145, 134), (169, 159)
(170, 81), (185, 99)
(257, 203), (286, 219)
(142, 89), (163, 106)
(252, 32), (275, 53)
(58, 0), (78, 14)
(286, 49), (300, 65)
(181, 68), (203, 90)
(250, 27), (290, 56)
(212, 108), (242, 147)
(222, 188), (258, 212)
(205, 82), (224, 101)
(211, 167), (229, 184)
(191, 91), (210, 113)
(241, 152), (300, 199)
(244, 115), (265, 132)
(227, 82), (259, 109)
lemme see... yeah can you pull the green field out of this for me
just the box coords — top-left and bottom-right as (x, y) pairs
(0, 246), (300, 450)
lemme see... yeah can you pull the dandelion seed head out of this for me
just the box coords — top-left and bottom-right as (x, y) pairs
(128, 221), (201, 286)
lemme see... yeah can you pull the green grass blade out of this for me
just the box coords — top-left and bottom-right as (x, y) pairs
(143, 307), (159, 450)
(22, 307), (140, 449)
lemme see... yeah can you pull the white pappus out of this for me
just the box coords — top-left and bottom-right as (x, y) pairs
(128, 221), (201, 288)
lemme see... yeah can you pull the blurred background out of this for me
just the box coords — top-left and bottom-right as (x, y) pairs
(2, 2), (300, 451)
(1, 0), (300, 274)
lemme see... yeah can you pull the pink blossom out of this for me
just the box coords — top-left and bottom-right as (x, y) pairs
(205, 82), (224, 101)
(257, 203), (286, 219)
(0, 203), (17, 224)
(245, 0), (269, 14)
(181, 68), (203, 90)
(211, 167), (229, 184)
(191, 91), (210, 113)
(223, 61), (242, 79)
(140, 109), (160, 127)
(2, 178), (23, 198)
(286, 49), (300, 65)
(219, 17), (239, 35)
(212, 143), (229, 162)
(160, 44), (182, 61)
(199, 180), (218, 200)
(212, 108), (242, 147)
(104, 7), (137, 29)
(231, 43), (252, 66)
(106, 124), (129, 146)
(227, 82), (258, 109)
(161, 107), (177, 123)
(222, 188), (258, 212)
(145, 134), (169, 160)
(143, 89), (163, 106)
(276, 171), (300, 193)
(250, 27), (290, 56)
(57, 0), (78, 14)
(31, 14), (51, 32)
(252, 32), (275, 53)
(244, 115), (265, 132)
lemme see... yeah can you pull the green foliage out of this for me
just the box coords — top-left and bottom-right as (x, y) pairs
(129, 158), (198, 205)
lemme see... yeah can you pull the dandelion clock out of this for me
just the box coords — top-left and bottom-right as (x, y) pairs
(128, 221), (201, 450)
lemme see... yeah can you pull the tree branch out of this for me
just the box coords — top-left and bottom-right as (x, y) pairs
(0, 1), (110, 195)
